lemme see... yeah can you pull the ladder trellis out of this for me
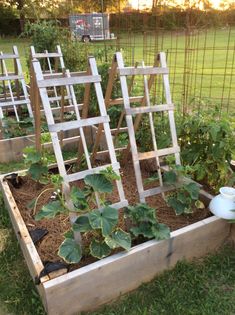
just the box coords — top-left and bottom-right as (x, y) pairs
(33, 56), (128, 212)
(92, 51), (181, 203)
(117, 51), (181, 202)
(0, 46), (34, 138)
(30, 46), (86, 151)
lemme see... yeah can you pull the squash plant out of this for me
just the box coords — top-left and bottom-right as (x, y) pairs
(34, 167), (131, 264)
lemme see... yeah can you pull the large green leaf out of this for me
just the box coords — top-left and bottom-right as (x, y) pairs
(58, 238), (82, 264)
(130, 222), (154, 238)
(163, 171), (177, 185)
(152, 223), (170, 240)
(35, 200), (65, 221)
(89, 206), (118, 236)
(105, 229), (131, 250)
(90, 239), (111, 259)
(70, 186), (89, 212)
(28, 163), (48, 182)
(125, 203), (156, 224)
(84, 174), (113, 193)
(23, 146), (41, 164)
(184, 182), (199, 200)
(73, 215), (92, 232)
(167, 196), (186, 215)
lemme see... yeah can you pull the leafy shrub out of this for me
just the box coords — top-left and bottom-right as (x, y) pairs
(177, 110), (235, 192)
(23, 20), (63, 53)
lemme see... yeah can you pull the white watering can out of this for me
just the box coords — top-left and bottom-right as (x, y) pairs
(209, 187), (235, 220)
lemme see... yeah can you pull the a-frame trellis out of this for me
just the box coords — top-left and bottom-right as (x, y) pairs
(32, 56), (128, 212)
(0, 46), (33, 139)
(92, 52), (181, 203)
(30, 46), (86, 151)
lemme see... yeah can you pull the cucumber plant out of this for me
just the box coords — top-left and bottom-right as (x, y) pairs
(163, 166), (204, 215)
(124, 203), (170, 240)
(23, 146), (49, 184)
(34, 167), (131, 264)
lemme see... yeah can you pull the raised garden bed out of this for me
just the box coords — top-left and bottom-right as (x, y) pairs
(0, 161), (233, 315)
(0, 127), (94, 163)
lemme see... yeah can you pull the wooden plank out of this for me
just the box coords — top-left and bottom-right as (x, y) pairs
(109, 96), (144, 106)
(0, 74), (24, 81)
(118, 66), (169, 76)
(0, 99), (30, 107)
(0, 54), (19, 59)
(160, 52), (181, 165)
(138, 147), (180, 160)
(37, 75), (101, 88)
(32, 52), (63, 58)
(43, 71), (87, 79)
(43, 216), (229, 315)
(0, 179), (48, 282)
(48, 116), (110, 133)
(64, 162), (120, 183)
(126, 104), (174, 115)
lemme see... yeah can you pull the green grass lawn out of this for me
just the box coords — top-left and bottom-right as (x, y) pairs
(0, 192), (235, 315)
(0, 28), (234, 111)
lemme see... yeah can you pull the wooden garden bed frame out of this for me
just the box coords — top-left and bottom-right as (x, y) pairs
(0, 174), (233, 314)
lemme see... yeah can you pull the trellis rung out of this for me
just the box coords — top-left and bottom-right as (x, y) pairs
(118, 67), (169, 76)
(140, 184), (181, 199)
(126, 104), (174, 115)
(138, 146), (180, 160)
(0, 74), (24, 81)
(0, 54), (19, 60)
(37, 75), (101, 88)
(0, 99), (30, 107)
(64, 162), (120, 183)
(109, 96), (144, 105)
(48, 116), (110, 132)
(32, 52), (63, 58)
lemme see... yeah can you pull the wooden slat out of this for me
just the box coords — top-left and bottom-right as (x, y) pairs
(37, 75), (101, 88)
(43, 71), (87, 79)
(48, 116), (110, 133)
(64, 162), (120, 183)
(0, 74), (24, 81)
(0, 99), (30, 107)
(138, 146), (180, 160)
(118, 66), (169, 76)
(32, 52), (63, 58)
(109, 96), (144, 106)
(126, 104), (174, 115)
(0, 54), (19, 59)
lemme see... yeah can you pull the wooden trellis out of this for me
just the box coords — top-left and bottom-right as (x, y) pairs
(32, 56), (128, 211)
(92, 51), (181, 203)
(30, 46), (88, 151)
(0, 46), (33, 139)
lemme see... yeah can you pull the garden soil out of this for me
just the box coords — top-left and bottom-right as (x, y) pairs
(8, 161), (211, 270)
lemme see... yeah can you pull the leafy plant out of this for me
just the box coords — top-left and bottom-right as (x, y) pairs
(163, 167), (204, 215)
(34, 169), (131, 264)
(124, 203), (170, 240)
(2, 117), (34, 139)
(177, 110), (235, 192)
(23, 146), (49, 184)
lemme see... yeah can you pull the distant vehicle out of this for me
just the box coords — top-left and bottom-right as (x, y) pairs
(69, 13), (116, 42)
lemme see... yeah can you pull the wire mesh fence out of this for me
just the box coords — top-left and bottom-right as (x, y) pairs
(82, 13), (235, 114)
